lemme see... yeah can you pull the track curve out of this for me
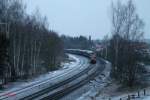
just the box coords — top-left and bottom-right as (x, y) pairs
(0, 54), (90, 100)
(37, 57), (104, 100)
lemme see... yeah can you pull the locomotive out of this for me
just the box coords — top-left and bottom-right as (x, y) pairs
(65, 49), (97, 64)
(90, 52), (96, 64)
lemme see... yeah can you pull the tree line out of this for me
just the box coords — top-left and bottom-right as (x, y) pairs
(61, 35), (93, 50)
(98, 0), (149, 87)
(0, 0), (64, 88)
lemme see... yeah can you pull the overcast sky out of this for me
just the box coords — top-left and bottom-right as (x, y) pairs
(23, 0), (150, 39)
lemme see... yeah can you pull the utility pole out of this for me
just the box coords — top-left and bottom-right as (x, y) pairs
(115, 36), (118, 72)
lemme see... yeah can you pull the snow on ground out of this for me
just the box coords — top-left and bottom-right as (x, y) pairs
(61, 60), (111, 100)
(61, 61), (150, 100)
(76, 62), (111, 100)
(144, 96), (150, 100)
(92, 64), (150, 100)
(0, 54), (84, 95)
(95, 68), (150, 100)
(1, 54), (149, 100)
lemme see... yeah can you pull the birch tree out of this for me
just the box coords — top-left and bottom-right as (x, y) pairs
(109, 0), (147, 87)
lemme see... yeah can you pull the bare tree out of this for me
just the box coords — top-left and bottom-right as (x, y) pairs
(0, 0), (64, 86)
(109, 0), (146, 87)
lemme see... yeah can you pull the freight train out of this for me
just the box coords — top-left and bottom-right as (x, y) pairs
(65, 49), (96, 64)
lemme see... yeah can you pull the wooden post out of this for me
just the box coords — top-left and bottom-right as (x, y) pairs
(144, 89), (146, 96)
(91, 96), (96, 100)
(109, 98), (111, 100)
(138, 91), (140, 97)
(128, 95), (130, 100)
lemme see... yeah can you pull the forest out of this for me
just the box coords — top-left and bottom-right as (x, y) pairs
(0, 0), (64, 88)
(98, 0), (150, 87)
(61, 35), (93, 50)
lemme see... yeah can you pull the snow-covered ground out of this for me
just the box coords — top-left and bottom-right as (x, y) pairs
(61, 60), (150, 100)
(61, 60), (111, 100)
(0, 54), (77, 92)
(76, 61), (111, 100)
(1, 54), (150, 100)
(0, 54), (89, 99)
(144, 96), (150, 100)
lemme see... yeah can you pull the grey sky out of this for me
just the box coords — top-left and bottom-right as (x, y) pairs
(23, 0), (150, 39)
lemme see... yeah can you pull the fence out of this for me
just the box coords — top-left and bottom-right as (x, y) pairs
(108, 89), (150, 100)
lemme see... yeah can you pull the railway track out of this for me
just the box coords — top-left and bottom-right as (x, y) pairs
(0, 54), (88, 100)
(38, 58), (105, 100)
(0, 50), (107, 100)
(0, 54), (89, 100)
(22, 62), (93, 100)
